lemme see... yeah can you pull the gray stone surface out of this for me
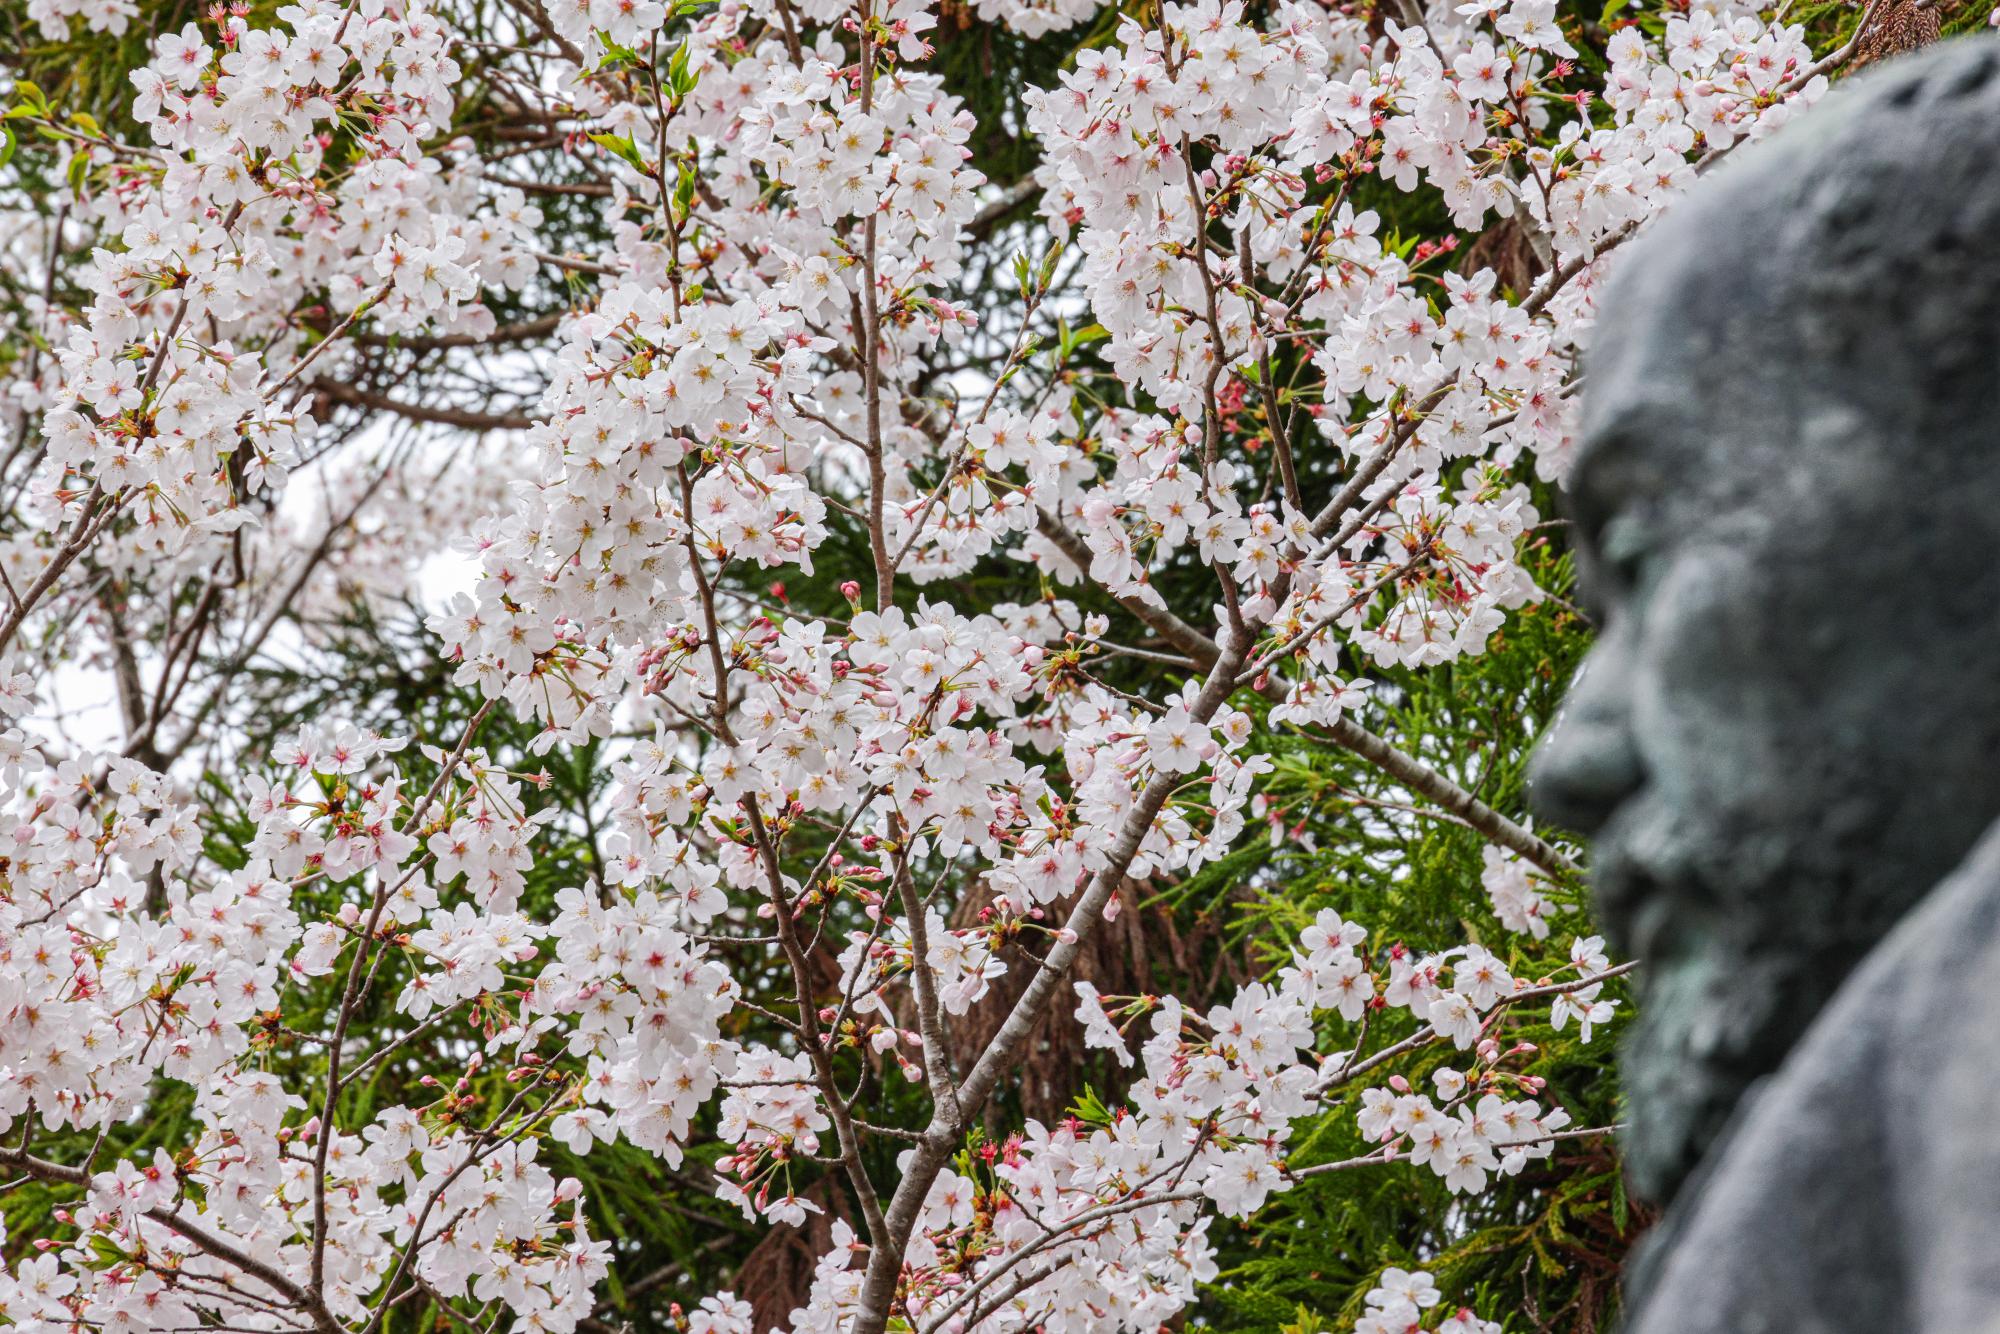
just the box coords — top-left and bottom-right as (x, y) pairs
(1526, 33), (2000, 1328)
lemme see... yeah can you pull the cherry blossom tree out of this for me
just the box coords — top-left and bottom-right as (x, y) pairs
(0, 0), (1936, 1330)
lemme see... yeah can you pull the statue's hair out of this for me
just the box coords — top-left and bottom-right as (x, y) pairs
(1756, 36), (2000, 384)
(1603, 35), (2000, 422)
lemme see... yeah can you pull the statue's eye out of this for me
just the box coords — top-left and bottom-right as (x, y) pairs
(1597, 512), (1656, 591)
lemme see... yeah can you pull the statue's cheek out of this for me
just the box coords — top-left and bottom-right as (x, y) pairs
(1626, 545), (1798, 804)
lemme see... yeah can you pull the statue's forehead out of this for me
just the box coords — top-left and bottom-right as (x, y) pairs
(1575, 310), (1704, 500)
(1571, 354), (1747, 543)
(1589, 217), (1752, 384)
(1575, 214), (1777, 492)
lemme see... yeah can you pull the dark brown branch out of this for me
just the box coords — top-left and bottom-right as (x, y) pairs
(315, 381), (535, 431)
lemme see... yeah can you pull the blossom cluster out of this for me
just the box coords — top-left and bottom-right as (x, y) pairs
(713, 904), (1603, 1331)
(0, 684), (630, 1330)
(10, 0), (539, 627)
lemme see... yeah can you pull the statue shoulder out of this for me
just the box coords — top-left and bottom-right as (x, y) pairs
(1823, 816), (2000, 1136)
(1829, 817), (2000, 1045)
(1894, 815), (2000, 984)
(1879, 816), (2000, 1329)
(1625, 819), (2000, 1334)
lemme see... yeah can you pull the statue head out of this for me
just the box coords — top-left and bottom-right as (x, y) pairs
(1529, 37), (2000, 1205)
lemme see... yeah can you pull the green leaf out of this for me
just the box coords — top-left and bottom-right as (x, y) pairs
(595, 35), (642, 67)
(1035, 236), (1064, 293)
(588, 131), (647, 174)
(1068, 1083), (1114, 1126)
(673, 158), (697, 221)
(1058, 320), (1107, 360)
(667, 39), (699, 99)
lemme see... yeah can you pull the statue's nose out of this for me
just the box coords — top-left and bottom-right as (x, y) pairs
(1528, 653), (1645, 837)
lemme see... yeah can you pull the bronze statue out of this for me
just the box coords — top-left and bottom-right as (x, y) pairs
(1529, 34), (2000, 1331)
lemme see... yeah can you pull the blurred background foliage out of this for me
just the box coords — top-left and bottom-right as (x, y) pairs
(1, 0), (1977, 1328)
